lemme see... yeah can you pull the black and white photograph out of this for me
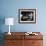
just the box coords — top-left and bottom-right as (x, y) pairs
(18, 9), (36, 23)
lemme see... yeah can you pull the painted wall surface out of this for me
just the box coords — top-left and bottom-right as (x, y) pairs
(0, 0), (46, 32)
(0, 0), (46, 46)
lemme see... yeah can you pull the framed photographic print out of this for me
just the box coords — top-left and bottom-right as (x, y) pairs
(18, 9), (36, 23)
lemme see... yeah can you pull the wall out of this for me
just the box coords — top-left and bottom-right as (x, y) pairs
(0, 0), (46, 32)
(0, 0), (46, 46)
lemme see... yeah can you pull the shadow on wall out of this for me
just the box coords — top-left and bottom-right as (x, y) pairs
(0, 16), (5, 46)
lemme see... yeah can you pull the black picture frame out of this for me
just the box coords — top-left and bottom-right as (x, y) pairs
(18, 9), (36, 23)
